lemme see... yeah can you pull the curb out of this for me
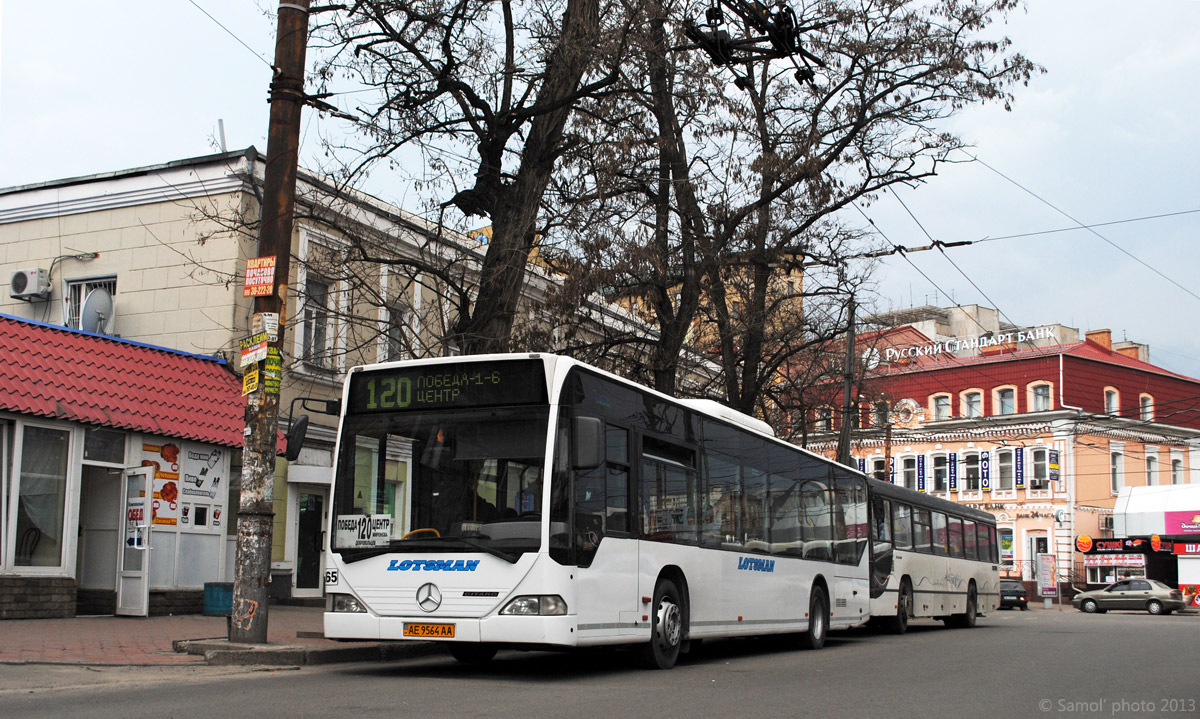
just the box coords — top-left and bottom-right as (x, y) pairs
(173, 638), (442, 666)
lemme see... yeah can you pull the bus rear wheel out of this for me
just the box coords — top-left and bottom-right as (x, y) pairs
(799, 585), (828, 650)
(947, 585), (977, 628)
(887, 580), (912, 635)
(639, 579), (684, 670)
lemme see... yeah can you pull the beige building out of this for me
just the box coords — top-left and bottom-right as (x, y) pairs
(0, 147), (624, 602)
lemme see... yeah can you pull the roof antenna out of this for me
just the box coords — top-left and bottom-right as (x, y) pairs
(218, 119), (228, 152)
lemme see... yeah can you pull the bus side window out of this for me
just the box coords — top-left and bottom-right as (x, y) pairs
(871, 497), (892, 543)
(893, 503), (913, 550)
(963, 520), (978, 560)
(931, 512), (948, 556)
(947, 516), (964, 558)
(912, 509), (932, 553)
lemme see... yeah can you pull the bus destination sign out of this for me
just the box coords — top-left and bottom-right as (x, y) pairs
(348, 359), (547, 413)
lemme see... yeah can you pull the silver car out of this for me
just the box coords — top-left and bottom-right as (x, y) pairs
(1072, 578), (1188, 615)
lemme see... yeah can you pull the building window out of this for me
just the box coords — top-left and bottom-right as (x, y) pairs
(1146, 455), (1157, 486)
(932, 455), (948, 493)
(901, 457), (917, 490)
(384, 303), (408, 362)
(871, 458), (887, 481)
(997, 450), (1014, 491)
(873, 401), (889, 427)
(1140, 395), (1154, 421)
(963, 454), (981, 492)
(65, 276), (117, 331)
(1030, 448), (1050, 490)
(1031, 383), (1052, 412)
(11, 423), (73, 568)
(995, 388), (1016, 415)
(1172, 458), (1184, 485)
(816, 407), (832, 432)
(1105, 388), (1120, 415)
(962, 391), (982, 418)
(301, 277), (332, 367)
(1110, 450), (1123, 494)
(931, 394), (951, 421)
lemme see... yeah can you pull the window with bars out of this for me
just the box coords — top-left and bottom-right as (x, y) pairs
(64, 277), (117, 330)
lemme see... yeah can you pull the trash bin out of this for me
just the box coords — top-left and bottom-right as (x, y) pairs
(203, 582), (234, 616)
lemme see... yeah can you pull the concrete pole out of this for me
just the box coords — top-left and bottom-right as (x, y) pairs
(230, 0), (311, 644)
(836, 296), (857, 467)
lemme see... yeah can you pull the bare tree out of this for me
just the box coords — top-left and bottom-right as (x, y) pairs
(307, 0), (636, 353)
(551, 0), (1038, 415)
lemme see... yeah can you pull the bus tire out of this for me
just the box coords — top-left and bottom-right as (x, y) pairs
(949, 584), (977, 628)
(799, 584), (828, 650)
(449, 643), (498, 665)
(639, 579), (684, 670)
(887, 579), (912, 635)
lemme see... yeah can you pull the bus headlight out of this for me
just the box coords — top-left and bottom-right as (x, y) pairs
(499, 595), (567, 616)
(330, 593), (368, 613)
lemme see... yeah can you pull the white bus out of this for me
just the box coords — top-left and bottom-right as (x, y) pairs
(323, 354), (997, 668)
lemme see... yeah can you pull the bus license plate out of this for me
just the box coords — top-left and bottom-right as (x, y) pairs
(404, 623), (455, 638)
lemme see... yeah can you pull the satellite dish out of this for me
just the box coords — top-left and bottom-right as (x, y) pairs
(79, 287), (115, 334)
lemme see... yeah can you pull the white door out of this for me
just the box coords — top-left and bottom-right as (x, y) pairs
(116, 467), (152, 616)
(292, 486), (328, 598)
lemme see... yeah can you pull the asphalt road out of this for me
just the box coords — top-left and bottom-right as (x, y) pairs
(2, 608), (1196, 719)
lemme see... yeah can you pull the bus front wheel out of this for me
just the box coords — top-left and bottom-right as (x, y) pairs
(639, 579), (684, 670)
(799, 585), (828, 650)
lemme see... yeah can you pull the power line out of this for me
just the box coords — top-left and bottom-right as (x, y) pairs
(963, 152), (1200, 305)
(975, 209), (1200, 243)
(187, 0), (274, 70)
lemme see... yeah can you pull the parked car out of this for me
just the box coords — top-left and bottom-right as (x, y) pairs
(999, 580), (1029, 610)
(1071, 578), (1188, 615)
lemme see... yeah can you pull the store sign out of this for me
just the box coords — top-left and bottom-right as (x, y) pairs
(917, 455), (926, 492)
(1166, 511), (1200, 534)
(1015, 448), (1025, 490)
(949, 452), (958, 492)
(1075, 534), (1093, 553)
(1080, 538), (1148, 554)
(981, 451), (991, 491)
(882, 326), (1060, 363)
(1048, 449), (1060, 483)
(1174, 543), (1200, 555)
(1083, 555), (1145, 567)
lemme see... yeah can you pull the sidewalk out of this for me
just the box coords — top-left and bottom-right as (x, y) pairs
(0, 604), (438, 667)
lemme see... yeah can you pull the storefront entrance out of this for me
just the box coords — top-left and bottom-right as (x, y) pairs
(116, 467), (153, 616)
(291, 486), (327, 598)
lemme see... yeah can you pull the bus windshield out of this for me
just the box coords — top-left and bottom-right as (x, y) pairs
(331, 406), (550, 562)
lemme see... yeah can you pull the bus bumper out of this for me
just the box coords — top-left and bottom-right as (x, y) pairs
(324, 612), (579, 646)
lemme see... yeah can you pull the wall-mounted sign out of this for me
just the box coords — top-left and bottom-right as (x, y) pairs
(949, 452), (958, 492)
(981, 451), (991, 491)
(882, 326), (1060, 363)
(1048, 449), (1061, 483)
(243, 256), (276, 297)
(1015, 448), (1025, 490)
(917, 455), (926, 492)
(1166, 511), (1200, 534)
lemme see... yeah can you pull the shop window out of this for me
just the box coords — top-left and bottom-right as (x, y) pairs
(962, 391), (982, 418)
(12, 424), (72, 568)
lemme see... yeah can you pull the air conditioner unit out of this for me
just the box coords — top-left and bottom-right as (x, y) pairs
(10, 268), (51, 301)
(1100, 516), (1114, 530)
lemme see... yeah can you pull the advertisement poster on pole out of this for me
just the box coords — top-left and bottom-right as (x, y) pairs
(1037, 552), (1059, 598)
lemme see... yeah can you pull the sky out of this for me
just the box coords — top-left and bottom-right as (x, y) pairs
(2, 1), (1198, 377)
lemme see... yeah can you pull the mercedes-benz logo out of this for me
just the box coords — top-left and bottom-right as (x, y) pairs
(416, 583), (442, 613)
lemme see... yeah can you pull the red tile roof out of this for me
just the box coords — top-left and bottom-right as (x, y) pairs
(0, 313), (249, 447)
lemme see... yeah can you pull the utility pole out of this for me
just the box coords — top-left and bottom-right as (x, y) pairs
(230, 0), (311, 644)
(836, 296), (856, 467)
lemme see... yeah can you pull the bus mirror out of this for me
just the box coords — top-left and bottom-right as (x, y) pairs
(285, 414), (310, 462)
(573, 417), (604, 470)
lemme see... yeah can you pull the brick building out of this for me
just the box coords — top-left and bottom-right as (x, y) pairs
(808, 305), (1200, 591)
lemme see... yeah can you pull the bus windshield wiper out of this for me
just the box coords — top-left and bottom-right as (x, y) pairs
(404, 536), (520, 564)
